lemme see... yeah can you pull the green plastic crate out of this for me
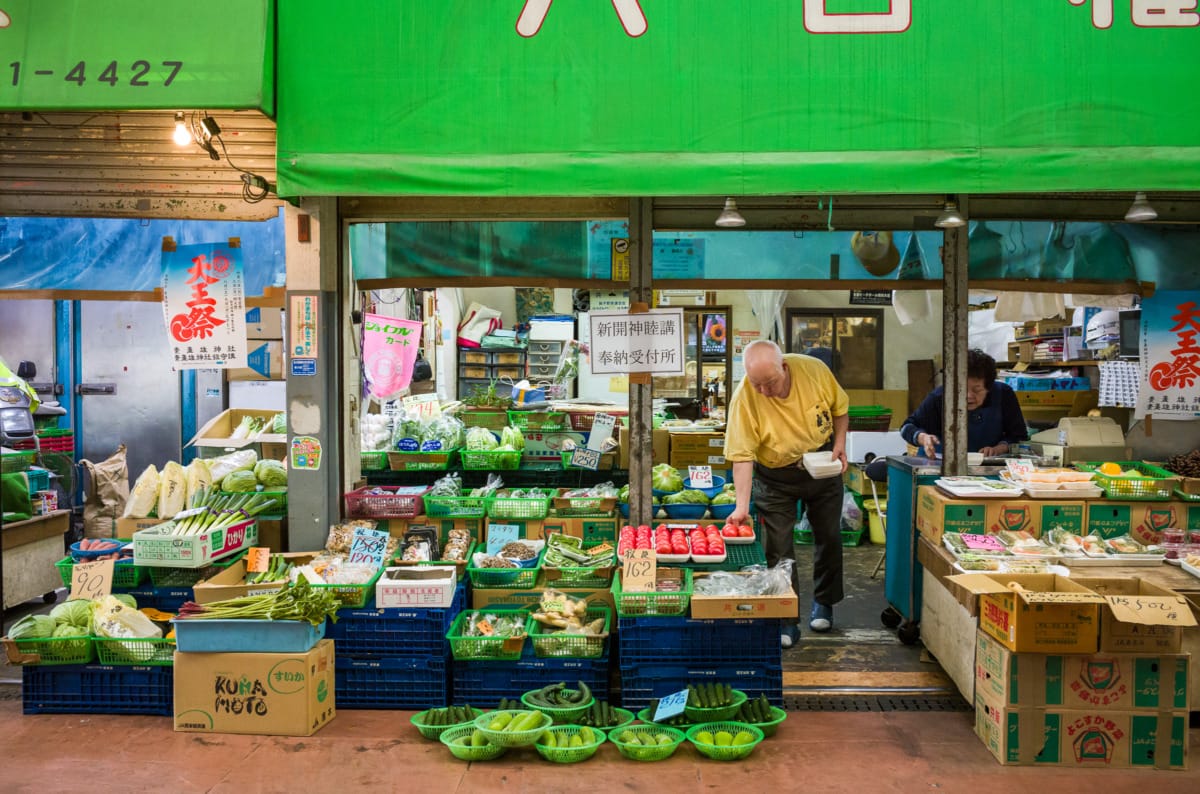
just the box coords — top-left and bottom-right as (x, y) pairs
(56, 557), (146, 589)
(425, 495), (488, 518)
(1076, 461), (1179, 500)
(611, 568), (692, 617)
(387, 449), (456, 471)
(447, 609), (530, 661)
(314, 565), (385, 607)
(530, 607), (611, 659)
(1, 450), (34, 473)
(794, 528), (864, 547)
(459, 449), (521, 471)
(485, 495), (550, 520)
(147, 549), (247, 587)
(94, 636), (176, 666)
(4, 635), (93, 666)
(360, 450), (388, 471)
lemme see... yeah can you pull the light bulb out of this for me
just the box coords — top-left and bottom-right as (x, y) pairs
(172, 113), (191, 146)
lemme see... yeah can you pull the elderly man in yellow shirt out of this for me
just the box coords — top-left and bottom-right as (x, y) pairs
(723, 340), (849, 648)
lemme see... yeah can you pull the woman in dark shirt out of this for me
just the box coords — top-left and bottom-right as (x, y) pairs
(900, 349), (1028, 457)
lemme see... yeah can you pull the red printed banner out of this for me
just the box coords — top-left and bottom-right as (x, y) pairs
(161, 241), (246, 369)
(1140, 290), (1200, 420)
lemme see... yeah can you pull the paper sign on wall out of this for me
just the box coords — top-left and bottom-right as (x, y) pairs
(161, 241), (247, 370)
(364, 313), (424, 400)
(588, 308), (685, 375)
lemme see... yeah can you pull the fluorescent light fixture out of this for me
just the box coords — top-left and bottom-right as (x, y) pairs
(1124, 191), (1157, 223)
(715, 197), (746, 228)
(172, 112), (191, 146)
(935, 201), (966, 228)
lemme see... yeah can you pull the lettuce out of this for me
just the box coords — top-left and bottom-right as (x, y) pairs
(663, 489), (710, 505)
(8, 614), (56, 640)
(651, 464), (683, 493)
(254, 459), (288, 488)
(711, 490), (737, 505)
(465, 426), (500, 451)
(223, 470), (259, 493)
(50, 599), (93, 631)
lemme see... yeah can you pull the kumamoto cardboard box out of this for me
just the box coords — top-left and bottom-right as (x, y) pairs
(915, 486), (1085, 543)
(1070, 576), (1197, 654)
(668, 431), (727, 469)
(689, 572), (799, 620)
(947, 573), (1104, 655)
(974, 630), (1189, 712)
(618, 426), (670, 469)
(174, 639), (335, 737)
(974, 699), (1189, 770)
(1084, 501), (1186, 544)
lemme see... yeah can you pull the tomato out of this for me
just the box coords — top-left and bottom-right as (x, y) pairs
(704, 524), (718, 533)
(738, 525), (755, 538)
(721, 526), (738, 538)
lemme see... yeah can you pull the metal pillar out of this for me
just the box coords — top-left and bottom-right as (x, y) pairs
(284, 197), (344, 549)
(941, 195), (970, 475)
(628, 198), (654, 526)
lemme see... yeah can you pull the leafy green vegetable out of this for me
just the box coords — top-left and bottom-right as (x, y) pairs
(711, 490), (737, 505)
(50, 599), (93, 630)
(663, 489), (710, 505)
(422, 415), (465, 450)
(501, 425), (525, 451)
(223, 470), (259, 493)
(176, 577), (341, 627)
(9, 614), (56, 640)
(465, 426), (500, 451)
(254, 459), (289, 488)
(52, 623), (87, 638)
(618, 484), (630, 503)
(651, 464), (683, 493)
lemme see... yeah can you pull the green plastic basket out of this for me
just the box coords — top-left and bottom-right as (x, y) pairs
(579, 704), (636, 732)
(534, 725), (607, 763)
(685, 721), (765, 761)
(542, 561), (616, 589)
(411, 707), (485, 740)
(438, 723), (509, 761)
(1175, 488), (1200, 502)
(425, 495), (488, 518)
(387, 449), (456, 471)
(741, 705), (788, 738)
(466, 544), (542, 589)
(312, 566), (386, 607)
(56, 557), (146, 589)
(4, 635), (94, 666)
(94, 636), (176, 666)
(360, 450), (388, 471)
(447, 610), (530, 661)
(485, 495), (551, 520)
(460, 449), (522, 471)
(0, 450), (34, 473)
(507, 410), (569, 432)
(473, 709), (553, 747)
(608, 724), (686, 761)
(611, 568), (692, 617)
(636, 707), (693, 728)
(529, 607), (611, 659)
(1076, 461), (1178, 500)
(685, 688), (747, 723)
(521, 690), (595, 724)
(551, 489), (619, 516)
(458, 409), (511, 432)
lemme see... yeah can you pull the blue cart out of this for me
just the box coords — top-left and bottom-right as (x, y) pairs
(882, 455), (943, 645)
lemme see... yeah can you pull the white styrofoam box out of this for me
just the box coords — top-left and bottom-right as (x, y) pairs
(844, 431), (907, 463)
(375, 566), (457, 608)
(802, 451), (843, 479)
(229, 380), (287, 411)
(529, 318), (576, 341)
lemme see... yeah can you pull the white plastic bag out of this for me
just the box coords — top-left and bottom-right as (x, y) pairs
(841, 492), (863, 533)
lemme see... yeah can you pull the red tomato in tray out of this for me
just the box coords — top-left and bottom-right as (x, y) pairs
(738, 525), (755, 538)
(721, 526), (738, 538)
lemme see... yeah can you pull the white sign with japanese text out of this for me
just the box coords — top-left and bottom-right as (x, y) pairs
(1139, 290), (1200, 420)
(161, 241), (247, 369)
(588, 308), (685, 375)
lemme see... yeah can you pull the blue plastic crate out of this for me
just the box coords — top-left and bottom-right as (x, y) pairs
(149, 586), (193, 613)
(335, 655), (450, 710)
(173, 618), (325, 653)
(618, 662), (783, 711)
(452, 646), (609, 706)
(22, 663), (173, 715)
(618, 616), (781, 667)
(326, 584), (465, 658)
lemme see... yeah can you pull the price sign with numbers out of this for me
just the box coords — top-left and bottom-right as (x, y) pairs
(348, 527), (390, 568)
(403, 393), (442, 420)
(653, 689), (689, 722)
(688, 465), (714, 489)
(246, 547), (271, 573)
(487, 524), (521, 555)
(69, 559), (115, 601)
(569, 447), (602, 470)
(622, 548), (657, 593)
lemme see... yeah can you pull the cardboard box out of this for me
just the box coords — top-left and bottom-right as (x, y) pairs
(376, 566), (457, 608)
(189, 408), (286, 450)
(974, 699), (1189, 769)
(974, 630), (1189, 712)
(387, 516), (484, 546)
(618, 426), (670, 469)
(1016, 390), (1091, 407)
(1071, 576), (1198, 654)
(689, 572), (798, 620)
(471, 573), (615, 613)
(522, 430), (587, 461)
(948, 573), (1104, 655)
(115, 517), (167, 538)
(257, 518), (287, 551)
(174, 640), (335, 737)
(669, 449), (728, 469)
(1182, 502), (1200, 530)
(914, 486), (1082, 543)
(920, 568), (978, 704)
(226, 340), (286, 381)
(133, 519), (258, 569)
(844, 464), (886, 497)
(245, 307), (284, 340)
(916, 536), (978, 615)
(1084, 501), (1185, 544)
(193, 552), (312, 603)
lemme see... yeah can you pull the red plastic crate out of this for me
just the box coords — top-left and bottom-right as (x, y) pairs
(344, 485), (431, 518)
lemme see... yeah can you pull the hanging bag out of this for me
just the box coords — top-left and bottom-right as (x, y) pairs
(80, 444), (129, 538)
(455, 302), (503, 348)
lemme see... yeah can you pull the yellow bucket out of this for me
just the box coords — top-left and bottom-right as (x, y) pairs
(863, 498), (887, 545)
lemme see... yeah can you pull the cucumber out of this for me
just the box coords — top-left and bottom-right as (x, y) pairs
(723, 683), (733, 707)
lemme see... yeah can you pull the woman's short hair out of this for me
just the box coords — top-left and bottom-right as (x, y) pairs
(967, 349), (997, 387)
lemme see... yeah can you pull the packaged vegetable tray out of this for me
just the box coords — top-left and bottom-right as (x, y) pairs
(446, 609), (531, 661)
(530, 606), (611, 659)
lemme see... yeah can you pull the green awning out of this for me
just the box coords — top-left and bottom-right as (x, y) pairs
(0, 0), (273, 113)
(277, 0), (1200, 198)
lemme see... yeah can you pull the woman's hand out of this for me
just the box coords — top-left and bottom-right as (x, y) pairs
(917, 432), (940, 458)
(978, 442), (1009, 457)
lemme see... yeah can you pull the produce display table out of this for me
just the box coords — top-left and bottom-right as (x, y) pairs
(2, 510), (68, 609)
(367, 465), (625, 490)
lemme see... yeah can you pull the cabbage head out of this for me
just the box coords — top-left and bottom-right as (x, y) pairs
(618, 484), (630, 503)
(223, 470), (259, 493)
(254, 459), (288, 488)
(112, 593), (138, 610)
(9, 614), (56, 640)
(465, 426), (500, 451)
(711, 490), (737, 505)
(52, 622), (87, 638)
(50, 599), (93, 630)
(651, 464), (683, 493)
(664, 489), (710, 505)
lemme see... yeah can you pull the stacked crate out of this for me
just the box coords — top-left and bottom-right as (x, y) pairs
(450, 638), (610, 707)
(325, 583), (466, 709)
(617, 616), (783, 710)
(457, 347), (527, 399)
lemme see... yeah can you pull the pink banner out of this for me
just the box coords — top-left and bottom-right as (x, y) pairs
(363, 313), (423, 400)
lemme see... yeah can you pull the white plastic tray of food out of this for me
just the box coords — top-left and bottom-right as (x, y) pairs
(943, 533), (1012, 557)
(689, 551), (727, 564)
(1068, 551), (1167, 567)
(802, 451), (843, 479)
(1000, 472), (1103, 499)
(934, 477), (1024, 498)
(654, 550), (690, 564)
(1179, 558), (1200, 579)
(723, 534), (757, 545)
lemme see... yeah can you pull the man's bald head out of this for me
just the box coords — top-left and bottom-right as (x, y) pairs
(743, 340), (789, 398)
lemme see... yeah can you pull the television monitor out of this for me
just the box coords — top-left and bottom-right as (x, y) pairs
(1118, 309), (1140, 359)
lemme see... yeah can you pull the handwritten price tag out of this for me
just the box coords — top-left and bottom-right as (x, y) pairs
(487, 524), (521, 555)
(348, 527), (390, 568)
(622, 547), (657, 593)
(688, 465), (714, 489)
(569, 447), (601, 470)
(69, 559), (115, 601)
(246, 547), (271, 573)
(653, 689), (689, 722)
(587, 413), (617, 450)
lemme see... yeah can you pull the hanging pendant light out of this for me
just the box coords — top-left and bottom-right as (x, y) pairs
(172, 112), (192, 146)
(1124, 192), (1157, 222)
(715, 198), (746, 228)
(935, 201), (966, 228)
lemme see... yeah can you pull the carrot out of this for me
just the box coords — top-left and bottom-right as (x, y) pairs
(80, 538), (93, 551)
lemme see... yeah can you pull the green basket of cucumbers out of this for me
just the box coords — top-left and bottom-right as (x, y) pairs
(473, 709), (553, 747)
(735, 694), (788, 737)
(438, 723), (509, 761)
(686, 721), (765, 761)
(608, 724), (686, 762)
(521, 682), (595, 724)
(684, 683), (746, 722)
(410, 705), (485, 741)
(534, 725), (607, 764)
